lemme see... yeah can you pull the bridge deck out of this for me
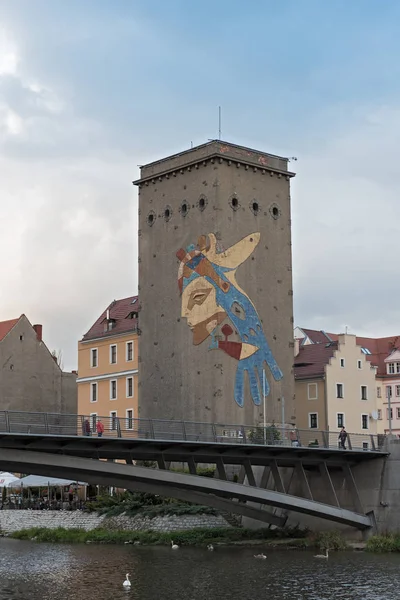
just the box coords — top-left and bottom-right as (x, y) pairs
(0, 432), (387, 465)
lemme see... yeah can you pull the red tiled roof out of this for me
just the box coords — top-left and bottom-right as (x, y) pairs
(0, 317), (20, 341)
(82, 296), (138, 341)
(294, 342), (338, 379)
(297, 327), (400, 377)
(355, 335), (400, 377)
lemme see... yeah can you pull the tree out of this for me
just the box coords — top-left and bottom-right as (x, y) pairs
(51, 349), (64, 370)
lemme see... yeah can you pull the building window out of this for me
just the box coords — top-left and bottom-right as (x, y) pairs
(90, 382), (97, 403)
(110, 379), (117, 400)
(307, 383), (318, 400)
(90, 413), (97, 431)
(396, 385), (400, 397)
(397, 407), (400, 419)
(388, 363), (395, 374)
(110, 411), (117, 430)
(309, 413), (318, 429)
(387, 408), (393, 420)
(386, 386), (392, 399)
(126, 409), (134, 430)
(357, 360), (362, 369)
(110, 344), (117, 364)
(126, 377), (133, 398)
(378, 409), (382, 420)
(361, 386), (368, 401)
(397, 362), (400, 374)
(361, 414), (369, 430)
(336, 384), (344, 399)
(377, 387), (381, 398)
(362, 442), (369, 451)
(337, 413), (344, 428)
(340, 358), (345, 368)
(126, 341), (134, 362)
(91, 348), (98, 368)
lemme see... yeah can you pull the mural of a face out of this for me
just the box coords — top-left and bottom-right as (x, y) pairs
(177, 233), (283, 408)
(181, 278), (226, 345)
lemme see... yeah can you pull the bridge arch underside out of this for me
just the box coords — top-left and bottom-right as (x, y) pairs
(0, 449), (371, 531)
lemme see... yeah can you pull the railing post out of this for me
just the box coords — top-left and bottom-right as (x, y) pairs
(182, 421), (187, 441)
(347, 434), (353, 450)
(370, 434), (376, 451)
(44, 412), (49, 434)
(149, 419), (155, 440)
(4, 411), (10, 433)
(212, 423), (217, 442)
(117, 418), (121, 438)
(241, 425), (246, 444)
(322, 431), (329, 448)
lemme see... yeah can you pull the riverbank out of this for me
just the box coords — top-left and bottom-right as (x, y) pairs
(7, 526), (310, 548)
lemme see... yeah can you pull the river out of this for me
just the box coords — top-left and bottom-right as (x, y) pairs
(0, 538), (399, 599)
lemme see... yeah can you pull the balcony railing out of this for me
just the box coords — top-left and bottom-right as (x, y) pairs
(0, 410), (386, 452)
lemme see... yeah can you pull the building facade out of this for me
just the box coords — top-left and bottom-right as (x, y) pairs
(134, 140), (296, 427)
(294, 334), (378, 441)
(295, 328), (400, 435)
(77, 296), (139, 433)
(0, 315), (76, 414)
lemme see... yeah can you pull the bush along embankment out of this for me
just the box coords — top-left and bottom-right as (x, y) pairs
(366, 534), (400, 553)
(9, 525), (309, 547)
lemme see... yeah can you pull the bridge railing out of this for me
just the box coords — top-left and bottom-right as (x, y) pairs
(0, 411), (386, 451)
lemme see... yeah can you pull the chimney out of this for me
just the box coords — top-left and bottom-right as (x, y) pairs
(294, 338), (300, 357)
(33, 324), (42, 342)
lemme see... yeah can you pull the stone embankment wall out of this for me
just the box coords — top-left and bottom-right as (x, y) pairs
(0, 510), (230, 534)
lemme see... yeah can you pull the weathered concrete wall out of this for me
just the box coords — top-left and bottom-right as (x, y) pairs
(0, 510), (229, 534)
(61, 372), (77, 414)
(0, 316), (76, 414)
(136, 141), (295, 427)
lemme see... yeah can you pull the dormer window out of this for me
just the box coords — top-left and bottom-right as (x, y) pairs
(388, 363), (395, 374)
(103, 319), (116, 332)
(126, 311), (138, 320)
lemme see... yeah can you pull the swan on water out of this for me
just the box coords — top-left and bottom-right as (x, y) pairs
(314, 548), (329, 559)
(123, 574), (131, 587)
(171, 540), (179, 549)
(254, 553), (267, 559)
(207, 544), (214, 551)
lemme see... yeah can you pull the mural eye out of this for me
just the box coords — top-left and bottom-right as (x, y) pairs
(192, 293), (207, 305)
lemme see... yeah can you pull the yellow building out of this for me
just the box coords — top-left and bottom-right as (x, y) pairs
(77, 296), (139, 434)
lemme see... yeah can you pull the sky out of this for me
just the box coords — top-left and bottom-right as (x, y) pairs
(0, 0), (399, 370)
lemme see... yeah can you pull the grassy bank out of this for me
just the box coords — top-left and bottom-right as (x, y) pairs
(9, 526), (308, 547)
(366, 534), (400, 553)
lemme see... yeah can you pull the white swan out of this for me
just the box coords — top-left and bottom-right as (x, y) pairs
(207, 544), (214, 551)
(314, 548), (329, 559)
(254, 553), (267, 559)
(171, 540), (179, 550)
(123, 574), (131, 587)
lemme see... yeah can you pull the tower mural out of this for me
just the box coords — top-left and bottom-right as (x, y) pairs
(176, 232), (283, 408)
(135, 140), (295, 426)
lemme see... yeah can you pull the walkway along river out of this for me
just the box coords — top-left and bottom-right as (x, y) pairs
(0, 538), (399, 600)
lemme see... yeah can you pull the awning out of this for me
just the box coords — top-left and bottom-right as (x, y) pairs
(0, 472), (20, 487)
(8, 475), (88, 488)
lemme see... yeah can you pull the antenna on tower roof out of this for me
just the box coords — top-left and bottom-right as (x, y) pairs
(218, 106), (222, 140)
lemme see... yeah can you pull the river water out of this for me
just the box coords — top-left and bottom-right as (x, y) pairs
(0, 538), (399, 599)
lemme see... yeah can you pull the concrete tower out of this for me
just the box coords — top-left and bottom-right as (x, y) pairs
(134, 140), (296, 427)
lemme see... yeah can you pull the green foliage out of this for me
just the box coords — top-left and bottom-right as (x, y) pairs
(366, 534), (400, 553)
(10, 525), (309, 546)
(172, 467), (215, 478)
(248, 425), (281, 444)
(312, 531), (348, 551)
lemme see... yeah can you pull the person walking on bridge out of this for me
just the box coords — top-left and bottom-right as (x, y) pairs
(338, 427), (347, 450)
(96, 419), (105, 438)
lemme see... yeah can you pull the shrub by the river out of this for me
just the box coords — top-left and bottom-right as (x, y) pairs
(366, 534), (400, 553)
(312, 531), (348, 551)
(10, 525), (308, 546)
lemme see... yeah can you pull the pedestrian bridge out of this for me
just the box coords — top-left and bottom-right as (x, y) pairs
(0, 411), (388, 531)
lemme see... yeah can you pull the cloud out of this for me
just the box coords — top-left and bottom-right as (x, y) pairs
(0, 26), (138, 369)
(292, 104), (400, 337)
